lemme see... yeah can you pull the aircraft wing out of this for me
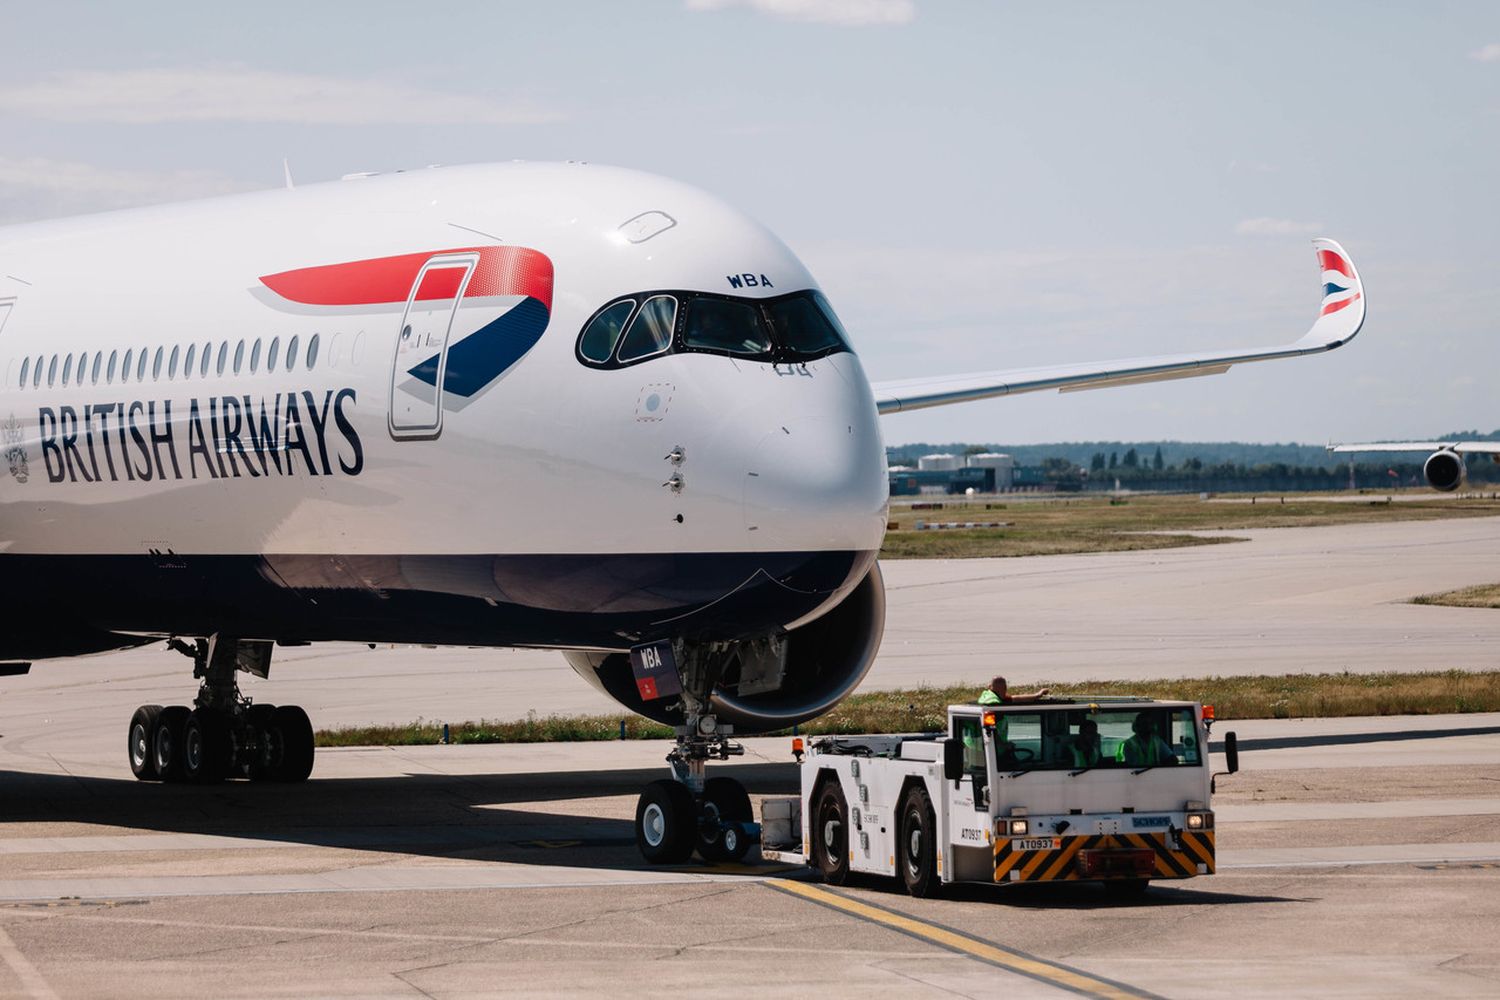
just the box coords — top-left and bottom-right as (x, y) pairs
(871, 238), (1364, 415)
(1330, 441), (1500, 454)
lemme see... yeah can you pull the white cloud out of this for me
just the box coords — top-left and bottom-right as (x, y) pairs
(1470, 43), (1500, 61)
(0, 156), (258, 224)
(0, 69), (564, 126)
(1234, 217), (1322, 237)
(685, 0), (916, 26)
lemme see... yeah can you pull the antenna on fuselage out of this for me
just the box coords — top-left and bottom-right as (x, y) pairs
(283, 158), (295, 190)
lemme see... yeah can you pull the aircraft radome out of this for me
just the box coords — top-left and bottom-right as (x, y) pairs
(0, 162), (1365, 859)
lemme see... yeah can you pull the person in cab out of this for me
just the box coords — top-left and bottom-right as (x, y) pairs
(1071, 718), (1102, 767)
(1115, 712), (1177, 766)
(977, 676), (1050, 706)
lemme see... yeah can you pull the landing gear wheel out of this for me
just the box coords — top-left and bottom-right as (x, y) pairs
(1104, 879), (1151, 898)
(244, 704), (277, 781)
(182, 708), (230, 784)
(696, 776), (752, 863)
(269, 705), (314, 783)
(636, 779), (695, 864)
(128, 705), (163, 781)
(154, 705), (191, 782)
(898, 784), (940, 898)
(813, 779), (851, 886)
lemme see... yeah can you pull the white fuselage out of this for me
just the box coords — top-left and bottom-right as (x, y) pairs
(0, 163), (889, 657)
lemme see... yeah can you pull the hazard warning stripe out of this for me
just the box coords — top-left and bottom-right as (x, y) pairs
(993, 832), (1209, 883)
(1178, 830), (1216, 872)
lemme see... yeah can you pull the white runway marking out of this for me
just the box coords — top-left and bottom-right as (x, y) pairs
(0, 924), (59, 1000)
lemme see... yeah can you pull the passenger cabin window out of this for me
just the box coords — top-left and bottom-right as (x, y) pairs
(152, 347), (163, 381)
(200, 342), (211, 377)
(47, 355), (57, 387)
(107, 351), (118, 384)
(122, 350), (133, 383)
(306, 334), (320, 369)
(575, 288), (851, 370)
(233, 340), (245, 374)
(169, 346), (180, 379)
(91, 353), (102, 384)
(267, 337), (280, 373)
(136, 349), (147, 382)
(18, 357), (29, 388)
(250, 338), (262, 373)
(286, 336), (299, 372)
(62, 354), (73, 386)
(184, 344), (195, 379)
(217, 342), (228, 376)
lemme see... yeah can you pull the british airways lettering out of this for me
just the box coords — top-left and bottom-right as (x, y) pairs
(35, 388), (363, 485)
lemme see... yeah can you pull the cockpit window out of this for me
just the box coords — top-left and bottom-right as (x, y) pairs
(768, 292), (847, 355)
(576, 288), (852, 370)
(616, 295), (677, 363)
(684, 297), (771, 356)
(579, 299), (636, 363)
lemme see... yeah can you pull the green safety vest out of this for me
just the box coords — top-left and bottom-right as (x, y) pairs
(1115, 734), (1169, 765)
(977, 689), (1001, 705)
(1071, 743), (1101, 767)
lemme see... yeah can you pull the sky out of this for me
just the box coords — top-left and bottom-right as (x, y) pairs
(1, 0), (1496, 446)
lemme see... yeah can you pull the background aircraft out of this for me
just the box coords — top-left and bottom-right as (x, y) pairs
(1329, 440), (1498, 492)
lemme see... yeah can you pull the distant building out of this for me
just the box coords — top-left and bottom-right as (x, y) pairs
(917, 453), (963, 472)
(965, 452), (1015, 490)
(889, 467), (997, 496)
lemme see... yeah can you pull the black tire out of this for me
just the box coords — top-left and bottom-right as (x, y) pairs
(898, 784), (940, 898)
(812, 779), (851, 886)
(182, 708), (231, 784)
(1104, 878), (1151, 898)
(154, 705), (191, 782)
(697, 777), (753, 863)
(636, 779), (695, 864)
(245, 704), (277, 781)
(270, 705), (315, 783)
(128, 705), (163, 781)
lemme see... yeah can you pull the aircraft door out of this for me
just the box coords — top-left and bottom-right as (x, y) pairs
(388, 253), (478, 440)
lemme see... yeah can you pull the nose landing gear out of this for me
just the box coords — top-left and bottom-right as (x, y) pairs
(632, 645), (759, 865)
(126, 635), (315, 784)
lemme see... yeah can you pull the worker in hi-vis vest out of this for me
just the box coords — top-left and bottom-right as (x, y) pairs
(1115, 712), (1177, 766)
(976, 676), (1050, 754)
(1071, 718), (1102, 767)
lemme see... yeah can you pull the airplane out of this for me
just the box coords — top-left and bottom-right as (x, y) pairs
(0, 162), (1364, 861)
(1328, 440), (1497, 492)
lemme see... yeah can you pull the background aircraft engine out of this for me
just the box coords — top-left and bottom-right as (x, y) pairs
(1424, 449), (1466, 492)
(563, 564), (885, 733)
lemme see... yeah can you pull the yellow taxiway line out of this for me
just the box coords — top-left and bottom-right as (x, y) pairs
(767, 880), (1159, 1000)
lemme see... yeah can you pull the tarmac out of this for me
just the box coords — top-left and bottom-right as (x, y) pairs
(0, 516), (1498, 997)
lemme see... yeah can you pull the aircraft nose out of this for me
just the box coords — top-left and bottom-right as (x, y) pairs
(743, 408), (888, 554)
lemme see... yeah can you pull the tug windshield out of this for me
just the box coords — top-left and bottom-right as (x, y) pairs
(991, 707), (1203, 770)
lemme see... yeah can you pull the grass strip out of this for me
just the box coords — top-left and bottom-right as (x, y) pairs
(315, 669), (1500, 747)
(879, 493), (1500, 559)
(1412, 583), (1500, 609)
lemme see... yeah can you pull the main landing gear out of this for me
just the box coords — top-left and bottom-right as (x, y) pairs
(634, 644), (756, 865)
(127, 635), (315, 784)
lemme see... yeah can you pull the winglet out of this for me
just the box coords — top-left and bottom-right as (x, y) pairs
(1300, 238), (1364, 350)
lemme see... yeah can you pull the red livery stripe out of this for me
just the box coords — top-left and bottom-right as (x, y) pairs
(260, 246), (554, 310)
(1320, 291), (1361, 316)
(1317, 249), (1353, 278)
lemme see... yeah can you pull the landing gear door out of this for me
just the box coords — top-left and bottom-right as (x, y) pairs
(388, 253), (478, 440)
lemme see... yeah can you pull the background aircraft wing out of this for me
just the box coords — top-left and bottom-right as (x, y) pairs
(871, 238), (1364, 415)
(1330, 441), (1499, 454)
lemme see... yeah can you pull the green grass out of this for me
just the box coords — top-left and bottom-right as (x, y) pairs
(1412, 583), (1500, 609)
(315, 669), (1500, 746)
(879, 493), (1500, 559)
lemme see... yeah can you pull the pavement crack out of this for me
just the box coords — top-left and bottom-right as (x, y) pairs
(878, 962), (981, 999)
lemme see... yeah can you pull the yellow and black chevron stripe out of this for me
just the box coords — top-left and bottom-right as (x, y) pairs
(993, 831), (1215, 883)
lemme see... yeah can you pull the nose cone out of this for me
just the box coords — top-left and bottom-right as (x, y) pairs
(742, 355), (888, 554)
